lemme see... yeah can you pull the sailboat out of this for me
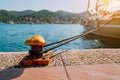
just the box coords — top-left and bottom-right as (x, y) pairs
(83, 0), (120, 39)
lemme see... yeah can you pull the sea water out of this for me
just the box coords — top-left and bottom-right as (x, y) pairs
(0, 24), (120, 52)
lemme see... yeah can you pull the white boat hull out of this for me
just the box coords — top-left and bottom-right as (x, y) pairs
(85, 25), (120, 39)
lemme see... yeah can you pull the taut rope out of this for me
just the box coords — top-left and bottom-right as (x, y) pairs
(42, 19), (113, 53)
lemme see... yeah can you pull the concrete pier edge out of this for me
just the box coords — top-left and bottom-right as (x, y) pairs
(0, 49), (120, 70)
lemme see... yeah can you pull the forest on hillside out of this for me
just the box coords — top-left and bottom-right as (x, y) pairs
(0, 10), (84, 24)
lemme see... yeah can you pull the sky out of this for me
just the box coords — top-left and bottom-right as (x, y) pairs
(0, 0), (96, 13)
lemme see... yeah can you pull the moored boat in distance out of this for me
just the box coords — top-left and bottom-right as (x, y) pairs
(83, 0), (120, 39)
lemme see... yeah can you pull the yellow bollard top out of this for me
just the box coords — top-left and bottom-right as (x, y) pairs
(24, 35), (45, 46)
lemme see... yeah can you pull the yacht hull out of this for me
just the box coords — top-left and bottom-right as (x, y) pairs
(85, 25), (120, 39)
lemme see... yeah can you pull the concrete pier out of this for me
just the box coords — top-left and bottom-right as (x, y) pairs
(0, 49), (120, 80)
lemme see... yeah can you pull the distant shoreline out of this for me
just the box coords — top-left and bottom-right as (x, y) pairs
(0, 22), (81, 24)
(0, 9), (83, 24)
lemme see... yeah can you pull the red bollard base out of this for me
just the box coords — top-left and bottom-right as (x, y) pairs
(21, 56), (49, 66)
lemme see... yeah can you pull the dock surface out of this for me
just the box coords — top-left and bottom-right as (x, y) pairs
(0, 49), (120, 80)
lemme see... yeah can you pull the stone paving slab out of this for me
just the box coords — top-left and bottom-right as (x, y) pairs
(66, 63), (120, 80)
(0, 63), (120, 80)
(0, 67), (68, 80)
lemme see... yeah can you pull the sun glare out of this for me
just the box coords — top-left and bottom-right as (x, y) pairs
(99, 0), (120, 12)
(107, 0), (120, 12)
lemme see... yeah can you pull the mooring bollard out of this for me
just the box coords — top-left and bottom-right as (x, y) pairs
(21, 35), (49, 66)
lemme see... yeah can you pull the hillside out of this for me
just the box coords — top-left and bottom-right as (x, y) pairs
(79, 11), (90, 18)
(0, 9), (82, 24)
(10, 10), (36, 16)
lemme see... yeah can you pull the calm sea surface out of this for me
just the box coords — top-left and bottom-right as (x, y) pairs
(0, 24), (120, 52)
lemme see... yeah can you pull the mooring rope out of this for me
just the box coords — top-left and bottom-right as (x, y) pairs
(42, 19), (113, 54)
(44, 34), (86, 47)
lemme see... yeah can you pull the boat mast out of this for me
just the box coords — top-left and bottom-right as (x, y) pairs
(95, 0), (110, 27)
(95, 0), (100, 27)
(95, 0), (100, 16)
(87, 0), (90, 11)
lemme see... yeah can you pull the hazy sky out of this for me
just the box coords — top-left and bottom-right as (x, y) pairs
(0, 0), (96, 13)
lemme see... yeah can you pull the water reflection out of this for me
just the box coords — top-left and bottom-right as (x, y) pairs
(83, 34), (120, 48)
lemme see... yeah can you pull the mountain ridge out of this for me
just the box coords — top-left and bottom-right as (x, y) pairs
(0, 9), (87, 24)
